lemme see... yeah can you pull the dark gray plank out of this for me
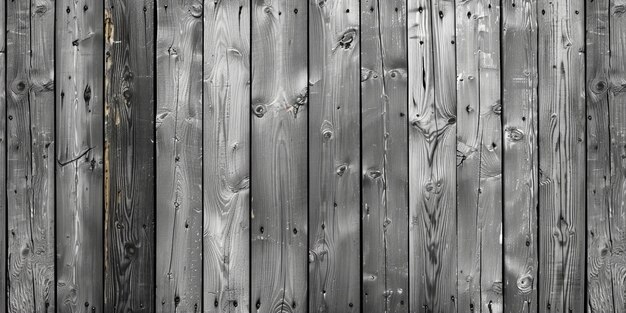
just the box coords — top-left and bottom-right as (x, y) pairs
(0, 0), (6, 309)
(104, 1), (155, 312)
(155, 0), (203, 312)
(56, 0), (105, 312)
(308, 0), (360, 312)
(250, 0), (308, 311)
(6, 0), (55, 311)
(537, 0), (586, 312)
(501, 0), (538, 312)
(456, 1), (502, 312)
(203, 0), (250, 312)
(360, 0), (407, 311)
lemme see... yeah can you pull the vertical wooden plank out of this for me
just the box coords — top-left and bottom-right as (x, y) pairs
(250, 0), (308, 311)
(604, 0), (626, 310)
(156, 0), (203, 312)
(203, 0), (250, 312)
(360, 0), (407, 311)
(308, 0), (360, 311)
(104, 0), (156, 312)
(585, 0), (613, 311)
(0, 0), (6, 309)
(56, 0), (104, 311)
(456, 1), (502, 312)
(537, 0), (586, 312)
(408, 0), (457, 311)
(7, 0), (55, 311)
(501, 0), (539, 312)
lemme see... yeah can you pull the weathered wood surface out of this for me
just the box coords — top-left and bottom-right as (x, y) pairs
(156, 0), (203, 312)
(56, 0), (105, 312)
(537, 0), (586, 312)
(360, 0), (407, 311)
(308, 0), (360, 312)
(0, 0), (6, 309)
(203, 0), (250, 312)
(104, 0), (156, 312)
(502, 0), (539, 312)
(7, 0), (55, 311)
(456, 1), (502, 312)
(250, 0), (308, 312)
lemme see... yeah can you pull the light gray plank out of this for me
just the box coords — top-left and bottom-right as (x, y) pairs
(0, 0), (6, 309)
(7, 0), (55, 311)
(203, 0), (250, 312)
(155, 0), (203, 312)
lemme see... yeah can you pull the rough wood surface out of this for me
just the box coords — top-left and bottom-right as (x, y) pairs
(308, 0), (360, 312)
(104, 1), (156, 312)
(501, 0), (539, 312)
(360, 0), (407, 311)
(6, 0), (55, 311)
(250, 0), (308, 311)
(55, 0), (105, 312)
(537, 0), (586, 312)
(456, 1), (502, 312)
(0, 0), (7, 310)
(203, 0), (250, 312)
(408, 0), (457, 312)
(155, 0), (203, 312)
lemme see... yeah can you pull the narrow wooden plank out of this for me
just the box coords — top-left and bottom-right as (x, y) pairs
(250, 0), (308, 311)
(360, 0), (407, 311)
(537, 0), (586, 312)
(6, 0), (55, 311)
(604, 0), (626, 310)
(456, 1), (503, 312)
(203, 0), (250, 312)
(0, 0), (6, 309)
(585, 0), (613, 311)
(56, 0), (105, 311)
(156, 0), (203, 312)
(308, 0), (360, 312)
(104, 1), (156, 312)
(408, 0), (457, 311)
(501, 0), (539, 312)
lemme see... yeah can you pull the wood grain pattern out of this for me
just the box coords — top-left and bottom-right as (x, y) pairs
(308, 0), (360, 312)
(203, 0), (250, 312)
(156, 0), (203, 312)
(456, 1), (502, 312)
(408, 0), (457, 312)
(104, 1), (156, 312)
(537, 0), (586, 312)
(501, 0), (539, 312)
(7, 0), (55, 311)
(250, 0), (308, 311)
(0, 0), (6, 310)
(360, 0), (407, 311)
(55, 0), (104, 312)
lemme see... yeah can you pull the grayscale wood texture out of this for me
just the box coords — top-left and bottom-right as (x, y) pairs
(360, 0), (408, 311)
(156, 0), (203, 312)
(502, 0), (539, 312)
(7, 0), (55, 311)
(0, 0), (5, 309)
(203, 0), (250, 312)
(104, 1), (156, 312)
(250, 0), (308, 312)
(56, 0), (105, 312)
(308, 0), (360, 312)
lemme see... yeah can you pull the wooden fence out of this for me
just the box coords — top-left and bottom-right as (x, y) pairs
(0, 0), (623, 312)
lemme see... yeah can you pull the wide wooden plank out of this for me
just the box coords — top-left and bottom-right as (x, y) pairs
(308, 0), (360, 312)
(56, 0), (104, 312)
(408, 0), (457, 311)
(585, 0), (613, 311)
(203, 0), (250, 312)
(360, 0), (407, 311)
(7, 0), (55, 311)
(250, 0), (308, 311)
(456, 1), (502, 312)
(537, 0), (586, 312)
(104, 1), (156, 312)
(0, 0), (6, 310)
(501, 0), (539, 312)
(155, 0), (203, 312)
